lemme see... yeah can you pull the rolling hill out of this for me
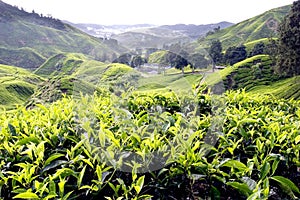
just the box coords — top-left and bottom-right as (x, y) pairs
(0, 0), (126, 70)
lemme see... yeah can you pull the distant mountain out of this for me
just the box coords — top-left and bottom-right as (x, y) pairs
(0, 0), (126, 70)
(110, 22), (233, 50)
(159, 22), (233, 39)
(195, 5), (291, 49)
(68, 21), (233, 51)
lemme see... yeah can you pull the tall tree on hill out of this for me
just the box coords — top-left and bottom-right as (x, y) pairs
(209, 40), (223, 69)
(276, 0), (300, 77)
(224, 45), (247, 65)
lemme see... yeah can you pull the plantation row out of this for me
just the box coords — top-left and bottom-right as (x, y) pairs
(0, 89), (299, 199)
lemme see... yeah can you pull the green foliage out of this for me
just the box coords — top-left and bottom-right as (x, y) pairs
(0, 47), (46, 71)
(205, 55), (287, 97)
(35, 53), (92, 77)
(248, 42), (266, 57)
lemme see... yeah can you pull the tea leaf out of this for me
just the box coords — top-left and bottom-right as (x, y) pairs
(12, 192), (39, 199)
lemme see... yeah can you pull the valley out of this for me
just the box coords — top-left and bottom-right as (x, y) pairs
(0, 0), (299, 199)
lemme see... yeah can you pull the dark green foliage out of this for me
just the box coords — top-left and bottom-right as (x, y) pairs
(166, 52), (189, 70)
(189, 53), (209, 69)
(209, 40), (223, 65)
(113, 54), (147, 68)
(148, 50), (191, 70)
(276, 0), (300, 77)
(224, 45), (247, 65)
(112, 53), (133, 66)
(249, 42), (266, 57)
(131, 55), (147, 68)
(265, 38), (278, 65)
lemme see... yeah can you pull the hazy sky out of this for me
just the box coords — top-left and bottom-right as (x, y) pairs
(2, 0), (295, 25)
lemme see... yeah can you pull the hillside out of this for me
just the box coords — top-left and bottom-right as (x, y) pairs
(0, 1), (126, 70)
(0, 64), (43, 109)
(193, 5), (291, 50)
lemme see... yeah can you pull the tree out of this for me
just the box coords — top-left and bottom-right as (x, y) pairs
(224, 45), (247, 65)
(189, 53), (209, 69)
(166, 52), (189, 73)
(209, 40), (223, 67)
(249, 42), (266, 57)
(265, 38), (278, 65)
(131, 55), (146, 68)
(276, 0), (300, 77)
(112, 53), (132, 65)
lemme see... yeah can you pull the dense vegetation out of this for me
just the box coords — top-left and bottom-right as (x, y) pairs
(0, 88), (299, 199)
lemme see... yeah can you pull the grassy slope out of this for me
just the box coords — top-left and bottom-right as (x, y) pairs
(194, 5), (290, 50)
(0, 64), (43, 109)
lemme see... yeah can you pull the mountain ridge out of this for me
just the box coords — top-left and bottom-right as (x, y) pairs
(0, 0), (127, 70)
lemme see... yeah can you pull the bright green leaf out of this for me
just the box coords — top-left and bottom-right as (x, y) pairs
(13, 192), (39, 199)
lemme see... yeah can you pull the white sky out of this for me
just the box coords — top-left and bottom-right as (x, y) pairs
(2, 0), (295, 25)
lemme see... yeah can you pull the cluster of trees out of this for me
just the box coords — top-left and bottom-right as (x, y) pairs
(208, 40), (275, 66)
(113, 49), (211, 72)
(112, 53), (147, 68)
